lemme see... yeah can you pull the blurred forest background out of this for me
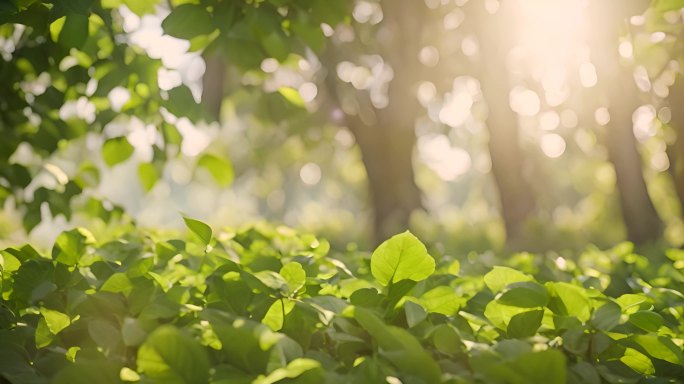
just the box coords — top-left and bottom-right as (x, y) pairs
(2, 0), (684, 253)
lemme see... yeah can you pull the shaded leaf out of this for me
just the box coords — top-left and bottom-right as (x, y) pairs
(137, 325), (210, 384)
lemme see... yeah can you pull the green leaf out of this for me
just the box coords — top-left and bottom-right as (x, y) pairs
(197, 154), (234, 187)
(254, 358), (323, 384)
(628, 335), (682, 365)
(165, 85), (202, 121)
(484, 300), (528, 330)
(431, 324), (462, 354)
(279, 262), (306, 295)
(447, 259), (460, 276)
(183, 216), (212, 246)
(353, 307), (442, 383)
(59, 13), (89, 49)
(0, 250), (22, 273)
(262, 32), (289, 61)
(616, 293), (650, 312)
(102, 137), (134, 167)
(137, 325), (210, 384)
(620, 348), (655, 375)
(370, 231), (435, 286)
(628, 311), (663, 332)
(100, 273), (133, 295)
(122, 317), (147, 347)
(40, 307), (71, 334)
(277, 87), (305, 107)
(569, 362), (601, 384)
(123, 0), (158, 15)
(513, 349), (567, 384)
(262, 298), (295, 331)
(201, 310), (281, 374)
(88, 318), (121, 349)
(52, 228), (95, 266)
(53, 360), (123, 384)
(655, 0), (684, 12)
(138, 163), (159, 192)
(507, 309), (543, 338)
(590, 301), (621, 331)
(484, 266), (533, 293)
(35, 316), (54, 348)
(546, 282), (591, 322)
(161, 4), (214, 39)
(404, 300), (427, 328)
(497, 281), (549, 308)
(419, 286), (464, 315)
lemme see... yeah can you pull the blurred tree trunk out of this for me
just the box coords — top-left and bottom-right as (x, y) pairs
(603, 77), (662, 244)
(666, 74), (684, 219)
(202, 54), (226, 121)
(322, 0), (427, 244)
(347, 117), (422, 244)
(473, 3), (535, 244)
(588, 0), (662, 244)
(480, 75), (535, 243)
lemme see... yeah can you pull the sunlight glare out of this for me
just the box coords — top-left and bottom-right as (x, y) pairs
(514, 0), (586, 67)
(418, 134), (471, 181)
(579, 62), (598, 88)
(300, 163), (322, 186)
(633, 105), (656, 142)
(176, 118), (211, 157)
(539, 111), (560, 131)
(108, 87), (131, 111)
(594, 107), (610, 126)
(509, 87), (540, 117)
(540, 133), (566, 158)
(439, 90), (473, 127)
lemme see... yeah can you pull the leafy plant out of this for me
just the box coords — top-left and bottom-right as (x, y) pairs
(1, 220), (683, 383)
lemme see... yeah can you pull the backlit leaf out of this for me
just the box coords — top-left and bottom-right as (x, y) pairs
(370, 231), (435, 286)
(484, 266), (533, 293)
(102, 137), (134, 167)
(183, 216), (212, 246)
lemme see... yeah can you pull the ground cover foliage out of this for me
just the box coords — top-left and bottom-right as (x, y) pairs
(1, 220), (683, 384)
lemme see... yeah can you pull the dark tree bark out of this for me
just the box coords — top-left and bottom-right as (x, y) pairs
(666, 75), (684, 219)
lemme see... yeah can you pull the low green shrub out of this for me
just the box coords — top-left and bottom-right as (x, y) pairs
(1, 219), (683, 383)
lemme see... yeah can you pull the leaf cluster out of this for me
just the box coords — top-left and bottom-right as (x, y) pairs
(1, 222), (683, 383)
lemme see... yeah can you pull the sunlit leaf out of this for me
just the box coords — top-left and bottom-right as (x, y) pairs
(197, 154), (234, 187)
(370, 231), (435, 286)
(138, 163), (159, 192)
(419, 286), (464, 315)
(183, 216), (212, 246)
(484, 266), (533, 293)
(102, 137), (134, 167)
(40, 307), (70, 334)
(52, 228), (95, 266)
(280, 262), (306, 295)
